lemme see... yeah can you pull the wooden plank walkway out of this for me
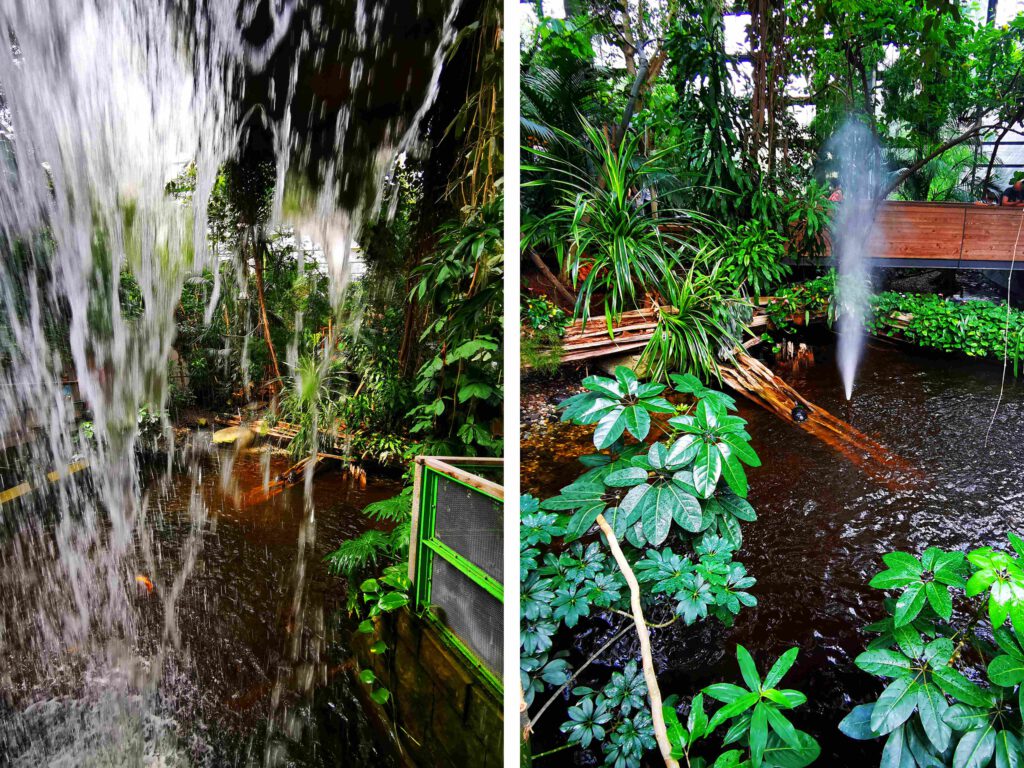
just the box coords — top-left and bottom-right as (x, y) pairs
(863, 201), (1024, 270)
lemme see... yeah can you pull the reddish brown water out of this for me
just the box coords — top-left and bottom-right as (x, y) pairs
(0, 441), (404, 766)
(524, 343), (1024, 766)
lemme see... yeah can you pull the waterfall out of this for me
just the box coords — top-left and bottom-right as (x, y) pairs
(826, 117), (885, 400)
(0, 1), (454, 763)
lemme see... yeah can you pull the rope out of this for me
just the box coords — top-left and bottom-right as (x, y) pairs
(984, 208), (1024, 446)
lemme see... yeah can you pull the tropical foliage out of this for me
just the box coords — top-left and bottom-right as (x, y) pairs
(522, 367), (814, 768)
(841, 535), (1024, 767)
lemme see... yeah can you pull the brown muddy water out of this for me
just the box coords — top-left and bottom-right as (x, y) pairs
(523, 343), (1024, 766)
(0, 439), (404, 767)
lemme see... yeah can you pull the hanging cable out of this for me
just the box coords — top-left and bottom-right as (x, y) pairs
(984, 208), (1024, 446)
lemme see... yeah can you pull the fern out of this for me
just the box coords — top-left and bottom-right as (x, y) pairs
(362, 486), (413, 522)
(324, 530), (391, 577)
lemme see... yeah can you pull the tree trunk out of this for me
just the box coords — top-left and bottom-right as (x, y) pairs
(253, 241), (281, 391)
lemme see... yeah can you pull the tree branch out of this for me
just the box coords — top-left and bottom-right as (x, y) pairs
(595, 513), (680, 768)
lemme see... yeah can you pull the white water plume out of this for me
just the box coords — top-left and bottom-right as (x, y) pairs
(827, 117), (886, 400)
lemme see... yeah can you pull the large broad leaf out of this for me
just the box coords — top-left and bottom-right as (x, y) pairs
(870, 677), (919, 735)
(953, 726), (996, 768)
(564, 505), (603, 541)
(593, 407), (628, 449)
(855, 649), (913, 679)
(717, 447), (749, 497)
(943, 705), (990, 732)
(634, 483), (675, 548)
(894, 583), (927, 627)
(925, 582), (953, 620)
(995, 730), (1021, 768)
(761, 730), (820, 768)
(933, 667), (993, 708)
(839, 703), (881, 740)
(988, 654), (1024, 687)
(623, 404), (651, 441)
(668, 484), (704, 532)
(692, 442), (723, 498)
(880, 726), (914, 768)
(916, 683), (952, 753)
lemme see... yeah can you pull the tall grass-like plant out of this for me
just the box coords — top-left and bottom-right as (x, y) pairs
(273, 354), (347, 461)
(639, 256), (749, 383)
(523, 120), (704, 328)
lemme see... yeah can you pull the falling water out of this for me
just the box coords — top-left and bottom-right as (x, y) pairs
(827, 117), (885, 399)
(0, 1), (455, 764)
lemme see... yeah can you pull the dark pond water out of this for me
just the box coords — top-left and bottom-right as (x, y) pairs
(0, 441), (404, 767)
(523, 342), (1024, 766)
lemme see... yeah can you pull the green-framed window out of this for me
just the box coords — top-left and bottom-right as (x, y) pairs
(409, 457), (503, 693)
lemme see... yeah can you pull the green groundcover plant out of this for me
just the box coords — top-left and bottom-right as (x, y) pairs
(840, 534), (1024, 768)
(764, 273), (1024, 375)
(522, 366), (815, 768)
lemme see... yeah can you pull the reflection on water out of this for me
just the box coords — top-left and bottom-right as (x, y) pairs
(523, 344), (1024, 766)
(1, 441), (403, 766)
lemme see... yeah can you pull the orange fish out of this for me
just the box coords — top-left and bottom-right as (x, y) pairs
(135, 574), (154, 593)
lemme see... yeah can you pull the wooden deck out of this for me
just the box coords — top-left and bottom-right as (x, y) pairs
(865, 201), (1024, 269)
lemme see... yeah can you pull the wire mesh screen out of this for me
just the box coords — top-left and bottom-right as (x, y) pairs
(430, 554), (503, 675)
(433, 474), (503, 581)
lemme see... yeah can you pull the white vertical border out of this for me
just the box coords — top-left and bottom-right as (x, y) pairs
(503, 0), (521, 764)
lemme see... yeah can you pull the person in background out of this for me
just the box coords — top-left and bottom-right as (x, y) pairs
(828, 182), (843, 203)
(1001, 179), (1024, 207)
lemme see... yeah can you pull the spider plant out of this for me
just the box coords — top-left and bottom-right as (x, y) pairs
(273, 353), (347, 462)
(522, 119), (706, 330)
(639, 253), (749, 383)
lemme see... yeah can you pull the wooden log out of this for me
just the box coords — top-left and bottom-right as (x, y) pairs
(720, 354), (919, 488)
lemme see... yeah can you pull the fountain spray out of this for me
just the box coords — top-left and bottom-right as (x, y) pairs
(826, 117), (885, 399)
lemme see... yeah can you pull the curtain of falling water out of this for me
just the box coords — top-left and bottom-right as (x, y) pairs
(0, 0), (456, 763)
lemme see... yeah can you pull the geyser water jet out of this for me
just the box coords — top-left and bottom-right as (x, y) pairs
(826, 117), (885, 400)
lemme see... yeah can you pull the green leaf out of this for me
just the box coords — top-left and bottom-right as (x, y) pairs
(943, 705), (990, 731)
(883, 552), (924, 576)
(894, 583), (927, 627)
(688, 693), (708, 741)
(378, 592), (409, 612)
(594, 407), (628, 449)
(839, 703), (880, 740)
(764, 648), (799, 691)
(917, 683), (952, 753)
(717, 451), (749, 497)
(357, 619), (374, 634)
(995, 730), (1021, 768)
(370, 641), (387, 654)
(925, 582), (953, 620)
(765, 706), (801, 749)
(870, 677), (919, 735)
(855, 649), (913, 678)
(359, 668), (376, 685)
(624, 405), (652, 440)
(663, 705), (687, 759)
(988, 654), (1024, 687)
(693, 442), (723, 498)
(880, 726), (911, 768)
(736, 645), (761, 692)
(750, 703), (768, 768)
(953, 726), (996, 768)
(933, 666), (993, 708)
(370, 687), (391, 705)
